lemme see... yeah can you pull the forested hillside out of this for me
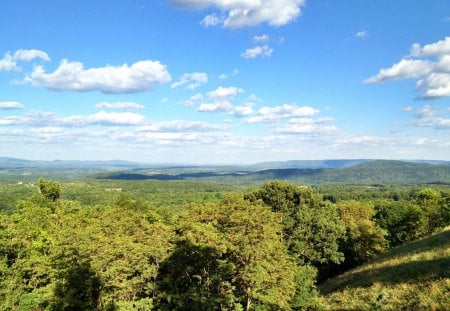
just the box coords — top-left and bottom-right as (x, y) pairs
(0, 178), (449, 310)
(93, 160), (450, 185)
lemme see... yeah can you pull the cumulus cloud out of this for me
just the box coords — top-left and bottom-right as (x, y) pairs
(195, 86), (253, 116)
(230, 103), (254, 117)
(171, 72), (208, 89)
(95, 102), (145, 110)
(0, 49), (50, 72)
(170, 0), (305, 28)
(241, 45), (273, 59)
(365, 36), (450, 98)
(246, 104), (320, 123)
(197, 101), (233, 112)
(415, 72), (450, 98)
(13, 49), (50, 62)
(410, 37), (450, 57)
(207, 86), (243, 100)
(364, 59), (433, 83)
(0, 101), (24, 110)
(22, 59), (171, 94)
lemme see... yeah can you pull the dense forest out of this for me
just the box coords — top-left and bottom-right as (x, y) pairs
(0, 175), (449, 310)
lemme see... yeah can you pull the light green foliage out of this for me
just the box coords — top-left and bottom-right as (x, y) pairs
(38, 178), (60, 202)
(416, 187), (449, 233)
(0, 194), (174, 310)
(336, 201), (387, 265)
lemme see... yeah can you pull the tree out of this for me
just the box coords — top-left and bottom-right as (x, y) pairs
(38, 178), (60, 202)
(374, 200), (427, 247)
(245, 180), (346, 266)
(416, 188), (446, 233)
(157, 196), (302, 310)
(336, 201), (387, 267)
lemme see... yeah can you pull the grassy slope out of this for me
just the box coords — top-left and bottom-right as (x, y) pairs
(319, 227), (450, 310)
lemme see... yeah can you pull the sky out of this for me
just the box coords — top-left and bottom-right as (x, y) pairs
(0, 0), (449, 164)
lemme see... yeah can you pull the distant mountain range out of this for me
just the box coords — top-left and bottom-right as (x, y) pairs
(91, 160), (450, 184)
(1, 157), (449, 184)
(1, 157), (449, 169)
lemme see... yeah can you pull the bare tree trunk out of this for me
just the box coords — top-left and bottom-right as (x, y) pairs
(246, 295), (252, 311)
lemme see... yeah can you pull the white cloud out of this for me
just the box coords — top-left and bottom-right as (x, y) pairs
(241, 45), (273, 59)
(0, 49), (50, 72)
(0, 53), (17, 72)
(139, 120), (225, 132)
(410, 37), (450, 57)
(197, 101), (233, 112)
(0, 116), (24, 126)
(335, 135), (384, 146)
(246, 104), (320, 123)
(180, 93), (204, 107)
(0, 101), (24, 110)
(207, 86), (243, 100)
(230, 103), (254, 117)
(13, 49), (50, 62)
(201, 14), (223, 27)
(23, 59), (171, 94)
(364, 59), (433, 83)
(253, 34), (270, 43)
(415, 73), (450, 98)
(171, 72), (208, 89)
(365, 37), (450, 98)
(218, 73), (228, 80)
(402, 106), (413, 112)
(62, 111), (146, 126)
(274, 117), (337, 134)
(170, 0), (305, 28)
(197, 86), (246, 114)
(355, 30), (368, 39)
(0, 111), (146, 127)
(413, 105), (450, 129)
(95, 102), (145, 110)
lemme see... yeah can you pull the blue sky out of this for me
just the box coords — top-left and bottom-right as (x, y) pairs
(0, 0), (449, 163)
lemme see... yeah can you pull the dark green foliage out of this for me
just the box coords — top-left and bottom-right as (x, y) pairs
(375, 200), (427, 247)
(157, 241), (236, 310)
(51, 248), (101, 310)
(245, 180), (346, 266)
(157, 196), (302, 310)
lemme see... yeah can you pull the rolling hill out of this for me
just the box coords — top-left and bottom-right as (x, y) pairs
(319, 226), (450, 310)
(1, 157), (449, 184)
